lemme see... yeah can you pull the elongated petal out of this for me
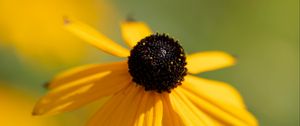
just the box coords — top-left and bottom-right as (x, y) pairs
(33, 62), (131, 115)
(183, 75), (245, 108)
(64, 19), (130, 57)
(88, 85), (163, 126)
(121, 21), (152, 48)
(186, 51), (236, 74)
(175, 89), (222, 126)
(181, 75), (258, 126)
(161, 93), (190, 126)
(152, 94), (163, 126)
(134, 90), (149, 126)
(47, 61), (128, 89)
(168, 92), (214, 126)
(142, 92), (163, 126)
(87, 85), (128, 126)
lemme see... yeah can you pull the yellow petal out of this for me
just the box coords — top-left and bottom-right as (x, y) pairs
(143, 92), (163, 126)
(144, 95), (154, 126)
(88, 85), (163, 126)
(161, 94), (177, 126)
(152, 94), (163, 126)
(168, 92), (215, 126)
(121, 21), (152, 48)
(47, 61), (127, 89)
(114, 86), (144, 126)
(100, 85), (141, 126)
(33, 62), (131, 115)
(174, 89), (221, 126)
(134, 90), (149, 126)
(88, 85), (162, 126)
(87, 85), (130, 126)
(183, 75), (245, 108)
(64, 19), (130, 57)
(181, 75), (258, 126)
(186, 51), (236, 74)
(168, 93), (197, 125)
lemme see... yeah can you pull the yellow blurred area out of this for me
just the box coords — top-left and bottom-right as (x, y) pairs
(0, 83), (59, 126)
(0, 0), (115, 67)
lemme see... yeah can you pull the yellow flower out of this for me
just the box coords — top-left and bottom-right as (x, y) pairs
(33, 19), (258, 126)
(0, 84), (59, 126)
(0, 0), (114, 67)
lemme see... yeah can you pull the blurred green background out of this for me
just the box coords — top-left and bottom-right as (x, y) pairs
(0, 0), (298, 126)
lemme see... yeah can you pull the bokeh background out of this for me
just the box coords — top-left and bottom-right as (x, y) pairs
(0, 0), (298, 126)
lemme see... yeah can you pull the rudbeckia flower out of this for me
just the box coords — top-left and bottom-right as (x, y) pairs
(33, 19), (258, 126)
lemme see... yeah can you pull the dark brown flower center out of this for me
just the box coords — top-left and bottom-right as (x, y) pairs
(128, 33), (187, 93)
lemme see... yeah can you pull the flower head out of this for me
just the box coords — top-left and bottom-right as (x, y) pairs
(33, 19), (258, 126)
(128, 33), (187, 93)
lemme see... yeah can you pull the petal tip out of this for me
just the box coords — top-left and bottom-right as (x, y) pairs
(32, 107), (43, 116)
(63, 16), (71, 25)
(227, 53), (237, 64)
(125, 14), (137, 22)
(43, 81), (51, 89)
(31, 111), (39, 116)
